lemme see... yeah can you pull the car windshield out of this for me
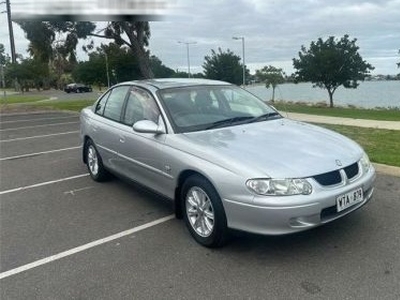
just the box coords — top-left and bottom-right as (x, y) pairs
(158, 85), (281, 133)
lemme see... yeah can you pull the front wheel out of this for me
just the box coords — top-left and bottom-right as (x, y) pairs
(182, 175), (229, 247)
(85, 139), (109, 182)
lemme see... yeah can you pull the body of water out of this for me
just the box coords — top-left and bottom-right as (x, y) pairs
(247, 81), (400, 109)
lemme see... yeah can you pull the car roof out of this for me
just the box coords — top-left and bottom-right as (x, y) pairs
(114, 78), (232, 90)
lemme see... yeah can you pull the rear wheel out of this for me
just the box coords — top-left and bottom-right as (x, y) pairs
(182, 175), (229, 247)
(85, 139), (109, 181)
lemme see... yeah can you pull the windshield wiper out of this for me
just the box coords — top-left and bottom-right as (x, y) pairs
(247, 112), (281, 123)
(206, 116), (253, 129)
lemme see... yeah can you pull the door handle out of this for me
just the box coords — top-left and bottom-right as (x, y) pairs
(119, 136), (125, 143)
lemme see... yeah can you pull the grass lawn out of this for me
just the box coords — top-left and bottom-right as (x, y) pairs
(317, 124), (400, 167)
(272, 102), (400, 121)
(0, 94), (47, 104)
(29, 99), (96, 111)
(0, 99), (96, 113)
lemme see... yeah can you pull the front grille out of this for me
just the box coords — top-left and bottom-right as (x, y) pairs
(313, 170), (342, 186)
(313, 161), (360, 186)
(344, 163), (359, 180)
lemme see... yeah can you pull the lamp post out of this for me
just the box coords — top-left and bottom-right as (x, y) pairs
(5, 0), (16, 63)
(232, 36), (245, 87)
(178, 41), (196, 78)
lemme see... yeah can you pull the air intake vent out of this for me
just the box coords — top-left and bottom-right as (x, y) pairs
(313, 170), (342, 186)
(344, 163), (359, 180)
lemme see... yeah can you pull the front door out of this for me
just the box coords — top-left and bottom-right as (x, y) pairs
(116, 87), (173, 197)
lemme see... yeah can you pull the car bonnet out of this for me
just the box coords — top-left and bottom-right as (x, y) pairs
(167, 118), (363, 179)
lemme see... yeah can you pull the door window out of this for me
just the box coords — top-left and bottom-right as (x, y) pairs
(102, 86), (130, 121)
(123, 88), (161, 126)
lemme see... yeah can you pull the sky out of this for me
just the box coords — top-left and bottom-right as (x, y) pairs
(1, 0), (400, 75)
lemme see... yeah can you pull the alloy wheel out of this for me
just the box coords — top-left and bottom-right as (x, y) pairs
(185, 186), (215, 237)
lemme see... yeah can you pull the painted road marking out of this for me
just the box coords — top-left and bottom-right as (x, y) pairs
(0, 121), (79, 132)
(0, 215), (175, 280)
(0, 146), (81, 161)
(0, 131), (79, 143)
(63, 186), (94, 195)
(0, 174), (89, 195)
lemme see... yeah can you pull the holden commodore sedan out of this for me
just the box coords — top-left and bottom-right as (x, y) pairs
(80, 78), (375, 247)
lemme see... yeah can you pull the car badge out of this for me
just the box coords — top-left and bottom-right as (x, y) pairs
(335, 159), (342, 166)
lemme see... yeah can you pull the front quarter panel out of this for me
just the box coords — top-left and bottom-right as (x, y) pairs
(164, 135), (253, 204)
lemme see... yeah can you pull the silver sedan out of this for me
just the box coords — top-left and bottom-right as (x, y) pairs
(80, 78), (375, 247)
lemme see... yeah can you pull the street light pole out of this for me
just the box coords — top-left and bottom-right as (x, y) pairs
(232, 36), (245, 87)
(178, 41), (196, 78)
(5, 0), (16, 63)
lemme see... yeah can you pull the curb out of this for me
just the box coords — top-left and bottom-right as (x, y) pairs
(285, 112), (400, 131)
(373, 163), (400, 178)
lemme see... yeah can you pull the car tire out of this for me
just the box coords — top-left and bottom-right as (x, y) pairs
(85, 139), (109, 182)
(182, 175), (229, 248)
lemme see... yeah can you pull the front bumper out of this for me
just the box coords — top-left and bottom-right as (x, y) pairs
(222, 166), (376, 235)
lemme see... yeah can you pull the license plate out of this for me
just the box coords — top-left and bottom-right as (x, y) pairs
(336, 187), (364, 212)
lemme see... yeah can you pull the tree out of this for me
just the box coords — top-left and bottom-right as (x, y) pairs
(72, 43), (142, 88)
(17, 21), (55, 63)
(89, 22), (153, 78)
(255, 65), (285, 102)
(0, 43), (6, 88)
(16, 21), (153, 79)
(203, 48), (247, 85)
(150, 56), (175, 78)
(397, 49), (400, 68)
(6, 58), (49, 91)
(293, 34), (374, 107)
(0, 43), (6, 65)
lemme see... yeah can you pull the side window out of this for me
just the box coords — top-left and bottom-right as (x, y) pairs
(123, 88), (160, 126)
(95, 91), (110, 116)
(103, 86), (130, 122)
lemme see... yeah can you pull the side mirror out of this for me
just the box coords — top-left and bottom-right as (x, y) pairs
(132, 120), (165, 134)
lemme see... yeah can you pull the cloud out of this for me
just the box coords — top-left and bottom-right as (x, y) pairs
(150, 0), (400, 74)
(1, 0), (399, 74)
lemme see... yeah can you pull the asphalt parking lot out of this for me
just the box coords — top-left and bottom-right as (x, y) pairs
(1, 111), (399, 300)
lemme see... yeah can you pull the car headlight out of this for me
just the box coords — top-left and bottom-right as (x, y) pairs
(360, 152), (371, 172)
(246, 178), (312, 196)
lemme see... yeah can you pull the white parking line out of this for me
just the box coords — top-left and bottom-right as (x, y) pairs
(0, 174), (89, 195)
(0, 146), (81, 161)
(0, 131), (79, 143)
(0, 215), (175, 280)
(0, 121), (79, 132)
(0, 116), (77, 124)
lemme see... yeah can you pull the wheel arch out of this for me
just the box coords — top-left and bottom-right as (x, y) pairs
(82, 135), (91, 164)
(174, 169), (215, 219)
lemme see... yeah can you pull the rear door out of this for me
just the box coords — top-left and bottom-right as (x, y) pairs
(89, 85), (130, 170)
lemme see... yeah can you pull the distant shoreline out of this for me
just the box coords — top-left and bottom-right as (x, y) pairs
(247, 81), (400, 109)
